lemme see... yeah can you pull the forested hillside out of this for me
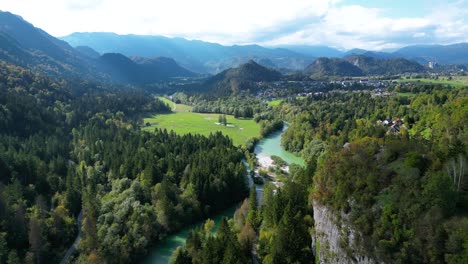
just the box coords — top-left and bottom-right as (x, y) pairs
(170, 82), (467, 264)
(280, 84), (467, 263)
(0, 61), (248, 263)
(202, 60), (282, 95)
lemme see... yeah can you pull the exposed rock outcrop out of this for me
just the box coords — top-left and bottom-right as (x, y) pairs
(312, 200), (378, 264)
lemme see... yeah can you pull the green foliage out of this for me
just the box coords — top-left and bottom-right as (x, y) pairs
(259, 180), (313, 263)
(270, 155), (287, 167)
(203, 60), (281, 95)
(175, 217), (251, 264)
(280, 84), (467, 263)
(304, 57), (363, 77)
(71, 122), (248, 261)
(314, 137), (465, 262)
(6, 250), (20, 264)
(246, 187), (260, 228)
(169, 247), (192, 264)
(259, 119), (283, 137)
(0, 61), (248, 263)
(218, 114), (227, 126)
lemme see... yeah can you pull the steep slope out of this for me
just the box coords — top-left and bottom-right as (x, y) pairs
(304, 55), (424, 77)
(345, 55), (424, 75)
(304, 57), (363, 77)
(75, 46), (100, 59)
(99, 53), (197, 84)
(203, 60), (282, 94)
(0, 11), (196, 84)
(0, 11), (95, 77)
(60, 32), (313, 73)
(132, 57), (196, 79)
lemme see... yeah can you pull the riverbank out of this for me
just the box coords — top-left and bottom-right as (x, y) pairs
(142, 124), (304, 264)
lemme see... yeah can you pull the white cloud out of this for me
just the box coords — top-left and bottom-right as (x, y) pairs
(1, 0), (334, 37)
(0, 0), (467, 49)
(263, 1), (468, 50)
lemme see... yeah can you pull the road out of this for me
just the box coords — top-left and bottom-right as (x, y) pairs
(60, 210), (83, 264)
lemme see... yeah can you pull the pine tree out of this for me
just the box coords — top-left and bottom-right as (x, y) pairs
(7, 250), (20, 264)
(247, 186), (259, 228)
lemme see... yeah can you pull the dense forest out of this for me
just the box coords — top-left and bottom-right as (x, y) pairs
(168, 83), (466, 264)
(279, 84), (467, 263)
(0, 49), (467, 264)
(0, 61), (248, 263)
(0, 7), (467, 264)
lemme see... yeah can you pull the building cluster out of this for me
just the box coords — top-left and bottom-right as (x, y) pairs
(377, 118), (404, 135)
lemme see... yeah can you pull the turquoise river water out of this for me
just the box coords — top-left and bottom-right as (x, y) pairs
(142, 125), (304, 263)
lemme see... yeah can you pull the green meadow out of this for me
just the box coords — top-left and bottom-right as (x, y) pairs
(398, 76), (468, 88)
(144, 101), (261, 146)
(268, 99), (283, 106)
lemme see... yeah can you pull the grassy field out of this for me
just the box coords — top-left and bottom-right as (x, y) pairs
(397, 92), (417, 98)
(398, 76), (468, 88)
(143, 107), (260, 146)
(268, 99), (283, 106)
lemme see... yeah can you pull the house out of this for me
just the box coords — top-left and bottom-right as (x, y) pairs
(387, 118), (404, 135)
(388, 124), (401, 135)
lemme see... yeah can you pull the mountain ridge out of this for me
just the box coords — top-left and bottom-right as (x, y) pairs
(0, 11), (197, 84)
(60, 32), (315, 73)
(61, 32), (468, 73)
(304, 55), (425, 77)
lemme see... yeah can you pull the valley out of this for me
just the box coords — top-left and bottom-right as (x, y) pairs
(0, 6), (466, 264)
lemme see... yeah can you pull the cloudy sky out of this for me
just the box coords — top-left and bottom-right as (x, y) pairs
(1, 0), (467, 50)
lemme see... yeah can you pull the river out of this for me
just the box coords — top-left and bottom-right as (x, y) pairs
(142, 124), (304, 263)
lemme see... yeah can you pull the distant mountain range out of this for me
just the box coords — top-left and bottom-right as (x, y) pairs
(60, 32), (315, 74)
(304, 55), (425, 77)
(99, 53), (197, 84)
(1, 9), (467, 90)
(0, 11), (196, 84)
(342, 44), (468, 66)
(61, 32), (468, 73)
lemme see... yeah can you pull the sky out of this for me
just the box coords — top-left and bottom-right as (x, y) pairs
(1, 0), (467, 50)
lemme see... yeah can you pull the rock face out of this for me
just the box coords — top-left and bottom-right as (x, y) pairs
(312, 201), (378, 264)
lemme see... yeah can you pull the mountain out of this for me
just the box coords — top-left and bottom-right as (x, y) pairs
(99, 53), (197, 84)
(343, 48), (369, 57)
(342, 43), (468, 66)
(275, 45), (343, 58)
(0, 11), (195, 84)
(304, 55), (425, 77)
(203, 60), (282, 94)
(394, 43), (468, 65)
(75, 45), (100, 59)
(345, 55), (425, 75)
(0, 11), (97, 78)
(360, 51), (398, 60)
(60, 32), (314, 73)
(304, 57), (363, 77)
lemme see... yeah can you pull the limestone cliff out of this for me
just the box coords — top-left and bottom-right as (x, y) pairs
(312, 201), (378, 264)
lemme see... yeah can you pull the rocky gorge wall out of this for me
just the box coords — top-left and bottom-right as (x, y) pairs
(312, 201), (378, 264)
